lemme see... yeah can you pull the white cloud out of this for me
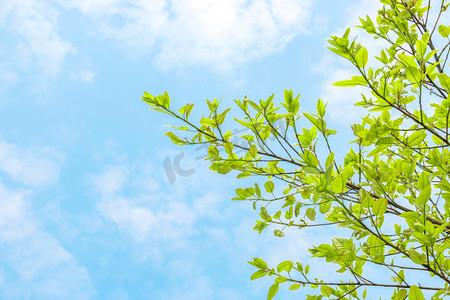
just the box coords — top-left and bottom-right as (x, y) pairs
(0, 141), (63, 188)
(0, 0), (74, 77)
(89, 150), (342, 298)
(320, 69), (367, 122)
(71, 69), (96, 82)
(90, 163), (226, 245)
(0, 181), (95, 299)
(0, 140), (93, 298)
(0, 68), (19, 88)
(62, 0), (313, 71)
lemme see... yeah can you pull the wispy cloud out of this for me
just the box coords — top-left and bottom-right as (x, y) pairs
(0, 141), (63, 188)
(315, 0), (388, 124)
(88, 147), (342, 298)
(62, 0), (313, 71)
(0, 182), (94, 299)
(90, 162), (227, 245)
(0, 138), (94, 298)
(0, 0), (74, 80)
(70, 69), (96, 82)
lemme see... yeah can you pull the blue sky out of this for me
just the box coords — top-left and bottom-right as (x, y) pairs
(0, 0), (415, 299)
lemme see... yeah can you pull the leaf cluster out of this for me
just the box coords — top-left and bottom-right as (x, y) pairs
(143, 0), (450, 298)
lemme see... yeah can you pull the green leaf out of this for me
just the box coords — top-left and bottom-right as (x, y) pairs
(260, 207), (272, 222)
(224, 142), (234, 154)
(143, 91), (154, 99)
(284, 89), (293, 107)
(424, 50), (439, 64)
(331, 174), (347, 193)
(251, 270), (268, 280)
(325, 152), (335, 168)
(433, 290), (446, 299)
(274, 229), (285, 237)
(162, 91), (170, 107)
(164, 132), (186, 145)
(375, 136), (392, 147)
(284, 89), (300, 114)
(343, 27), (350, 39)
(223, 130), (232, 141)
(164, 125), (190, 131)
(372, 198), (387, 216)
(400, 211), (419, 220)
(200, 117), (216, 127)
(333, 80), (358, 87)
(405, 66), (422, 85)
(208, 145), (219, 158)
(236, 188), (255, 199)
(304, 264), (310, 274)
(328, 47), (352, 60)
(303, 113), (324, 131)
(277, 261), (293, 273)
(240, 134), (255, 142)
(306, 208), (316, 221)
(355, 47), (368, 68)
(178, 103), (194, 118)
(249, 144), (258, 158)
(301, 150), (319, 168)
(333, 76), (367, 87)
(255, 183), (261, 197)
(267, 283), (279, 300)
(319, 200), (331, 214)
(407, 249), (426, 265)
(417, 171), (431, 190)
(321, 285), (333, 297)
(438, 25), (450, 37)
(289, 284), (301, 290)
(332, 237), (349, 251)
(275, 276), (287, 283)
(367, 145), (388, 157)
(265, 181), (275, 193)
(438, 73), (450, 92)
(398, 53), (417, 68)
(237, 171), (251, 179)
(408, 285), (425, 300)
(248, 257), (267, 269)
(394, 289), (407, 300)
(407, 131), (426, 146)
(253, 221), (269, 234)
(260, 127), (271, 140)
(317, 99), (326, 118)
(433, 222), (449, 237)
(415, 39), (427, 59)
(416, 185), (431, 206)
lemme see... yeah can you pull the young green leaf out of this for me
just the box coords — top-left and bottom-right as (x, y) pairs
(267, 283), (279, 300)
(251, 270), (268, 280)
(372, 198), (388, 216)
(265, 181), (275, 193)
(317, 99), (326, 118)
(248, 257), (267, 269)
(408, 286), (425, 300)
(438, 25), (450, 37)
(355, 47), (369, 68)
(405, 66), (422, 85)
(306, 208), (316, 221)
(321, 285), (333, 297)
